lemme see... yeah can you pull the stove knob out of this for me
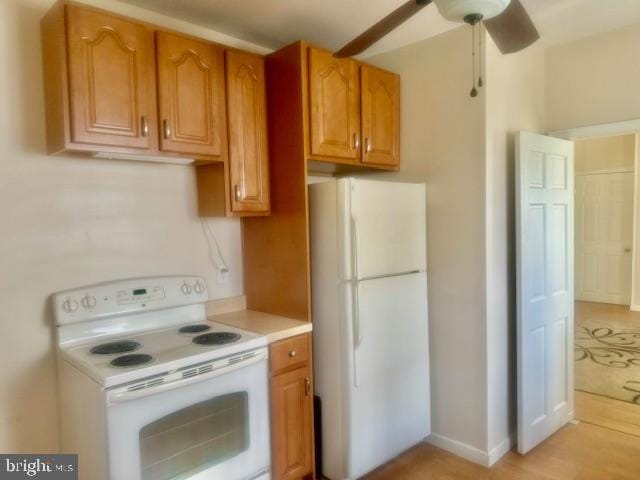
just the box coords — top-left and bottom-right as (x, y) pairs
(62, 298), (79, 313)
(193, 281), (205, 295)
(181, 282), (192, 295)
(81, 295), (97, 310)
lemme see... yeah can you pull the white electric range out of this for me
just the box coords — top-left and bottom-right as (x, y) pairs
(53, 276), (270, 480)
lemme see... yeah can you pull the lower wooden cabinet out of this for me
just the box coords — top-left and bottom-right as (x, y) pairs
(269, 334), (315, 480)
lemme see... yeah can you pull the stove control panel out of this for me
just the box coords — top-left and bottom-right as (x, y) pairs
(52, 276), (209, 326)
(117, 285), (166, 305)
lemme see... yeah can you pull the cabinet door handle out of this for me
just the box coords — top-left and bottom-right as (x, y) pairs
(353, 133), (360, 150)
(234, 185), (241, 202)
(141, 116), (149, 137)
(305, 377), (311, 396)
(365, 137), (372, 153)
(163, 119), (171, 140)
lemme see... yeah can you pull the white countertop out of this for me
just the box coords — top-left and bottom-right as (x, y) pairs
(207, 306), (312, 344)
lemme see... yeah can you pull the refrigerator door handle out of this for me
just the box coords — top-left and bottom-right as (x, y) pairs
(350, 216), (362, 346)
(350, 215), (360, 281)
(350, 216), (362, 387)
(351, 279), (361, 387)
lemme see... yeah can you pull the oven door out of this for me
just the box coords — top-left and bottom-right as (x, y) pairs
(105, 349), (270, 480)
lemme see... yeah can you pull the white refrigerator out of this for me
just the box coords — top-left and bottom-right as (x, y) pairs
(309, 178), (430, 480)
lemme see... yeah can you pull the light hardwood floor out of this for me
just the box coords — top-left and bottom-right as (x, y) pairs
(358, 301), (640, 479)
(361, 421), (640, 480)
(576, 390), (640, 437)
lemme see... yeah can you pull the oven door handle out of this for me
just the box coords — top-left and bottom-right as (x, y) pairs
(107, 349), (267, 404)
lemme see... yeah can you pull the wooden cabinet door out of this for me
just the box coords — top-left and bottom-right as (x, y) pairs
(271, 366), (313, 480)
(66, 5), (156, 149)
(225, 51), (270, 213)
(308, 48), (360, 160)
(360, 64), (400, 168)
(156, 32), (226, 157)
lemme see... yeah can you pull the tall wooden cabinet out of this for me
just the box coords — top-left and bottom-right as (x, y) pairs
(243, 41), (402, 322)
(156, 32), (226, 158)
(242, 41), (400, 480)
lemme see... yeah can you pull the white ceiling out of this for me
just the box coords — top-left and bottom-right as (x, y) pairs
(122, 0), (640, 56)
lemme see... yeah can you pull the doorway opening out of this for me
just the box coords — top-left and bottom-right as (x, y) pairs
(573, 133), (640, 437)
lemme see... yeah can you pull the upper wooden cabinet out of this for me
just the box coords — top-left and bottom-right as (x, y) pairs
(156, 32), (226, 158)
(308, 48), (360, 161)
(49, 3), (158, 152)
(361, 64), (400, 168)
(42, 2), (271, 217)
(304, 43), (400, 170)
(225, 50), (270, 213)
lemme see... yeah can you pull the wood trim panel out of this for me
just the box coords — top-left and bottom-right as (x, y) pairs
(41, 0), (71, 154)
(242, 42), (311, 321)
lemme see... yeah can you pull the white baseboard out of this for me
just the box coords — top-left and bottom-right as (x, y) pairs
(630, 304), (640, 312)
(426, 433), (514, 468)
(487, 435), (514, 466)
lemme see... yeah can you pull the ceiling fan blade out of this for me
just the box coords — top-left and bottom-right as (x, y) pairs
(484, 0), (539, 54)
(335, 0), (432, 58)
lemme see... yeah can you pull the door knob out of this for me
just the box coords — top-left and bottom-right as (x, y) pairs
(625, 248), (632, 253)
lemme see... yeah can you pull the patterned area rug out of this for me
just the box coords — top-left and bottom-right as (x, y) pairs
(575, 318), (640, 404)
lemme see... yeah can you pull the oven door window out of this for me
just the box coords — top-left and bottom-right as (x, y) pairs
(139, 392), (249, 480)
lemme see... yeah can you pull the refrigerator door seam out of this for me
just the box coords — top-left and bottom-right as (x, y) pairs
(356, 270), (425, 282)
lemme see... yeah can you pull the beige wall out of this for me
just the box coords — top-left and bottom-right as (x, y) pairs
(367, 27), (489, 452)
(484, 39), (546, 452)
(574, 134), (636, 173)
(0, 0), (268, 452)
(546, 23), (640, 132)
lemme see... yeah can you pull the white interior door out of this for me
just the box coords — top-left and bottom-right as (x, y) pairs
(575, 172), (634, 305)
(516, 132), (574, 454)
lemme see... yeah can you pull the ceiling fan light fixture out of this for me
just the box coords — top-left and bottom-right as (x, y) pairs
(433, 0), (511, 23)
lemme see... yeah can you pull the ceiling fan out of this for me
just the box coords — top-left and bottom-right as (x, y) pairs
(335, 0), (539, 96)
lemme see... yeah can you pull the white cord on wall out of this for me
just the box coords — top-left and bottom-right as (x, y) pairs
(200, 219), (229, 278)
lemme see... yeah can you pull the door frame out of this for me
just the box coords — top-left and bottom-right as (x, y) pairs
(550, 126), (640, 310)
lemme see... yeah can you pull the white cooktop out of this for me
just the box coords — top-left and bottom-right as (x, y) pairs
(53, 276), (267, 388)
(60, 320), (266, 388)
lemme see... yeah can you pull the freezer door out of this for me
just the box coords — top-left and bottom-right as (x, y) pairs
(347, 272), (430, 479)
(349, 179), (426, 279)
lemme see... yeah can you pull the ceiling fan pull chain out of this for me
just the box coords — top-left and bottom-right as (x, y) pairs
(470, 22), (478, 98)
(478, 22), (484, 88)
